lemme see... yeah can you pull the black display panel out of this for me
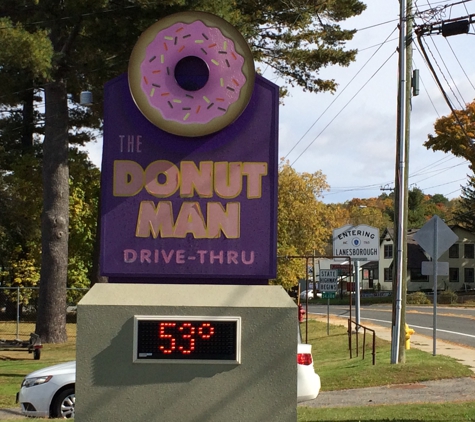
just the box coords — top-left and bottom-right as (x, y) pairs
(134, 316), (241, 363)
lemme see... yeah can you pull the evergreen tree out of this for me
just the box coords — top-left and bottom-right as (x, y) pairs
(454, 177), (475, 232)
(1, 0), (366, 342)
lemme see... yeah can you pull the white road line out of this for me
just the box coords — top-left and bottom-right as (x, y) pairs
(408, 324), (475, 338)
(309, 312), (475, 338)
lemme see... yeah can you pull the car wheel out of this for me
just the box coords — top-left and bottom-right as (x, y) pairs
(52, 387), (75, 419)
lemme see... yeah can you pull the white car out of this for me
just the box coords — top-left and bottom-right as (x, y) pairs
(17, 361), (75, 418)
(300, 289), (314, 300)
(297, 327), (321, 402)
(300, 289), (323, 300)
(17, 335), (319, 417)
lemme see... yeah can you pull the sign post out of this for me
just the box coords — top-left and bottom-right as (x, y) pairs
(76, 12), (297, 422)
(319, 269), (338, 335)
(414, 215), (458, 355)
(333, 225), (379, 327)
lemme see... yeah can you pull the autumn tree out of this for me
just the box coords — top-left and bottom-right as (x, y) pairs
(424, 99), (475, 171)
(276, 161), (333, 289)
(1, 0), (365, 342)
(342, 198), (393, 232)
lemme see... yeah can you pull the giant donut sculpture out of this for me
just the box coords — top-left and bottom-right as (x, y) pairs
(129, 12), (255, 137)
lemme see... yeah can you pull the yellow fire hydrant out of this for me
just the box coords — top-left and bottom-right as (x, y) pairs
(405, 323), (415, 350)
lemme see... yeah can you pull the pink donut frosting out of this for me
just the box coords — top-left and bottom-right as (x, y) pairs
(140, 20), (247, 125)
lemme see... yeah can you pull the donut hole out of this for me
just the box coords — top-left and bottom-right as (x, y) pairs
(174, 56), (209, 91)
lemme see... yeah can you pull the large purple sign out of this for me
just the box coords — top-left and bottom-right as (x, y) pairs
(100, 73), (278, 282)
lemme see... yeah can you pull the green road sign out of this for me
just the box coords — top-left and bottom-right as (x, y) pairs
(322, 292), (336, 299)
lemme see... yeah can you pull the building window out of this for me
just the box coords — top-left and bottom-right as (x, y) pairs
(384, 268), (392, 282)
(449, 268), (459, 282)
(464, 244), (474, 259)
(449, 244), (459, 259)
(361, 269), (377, 280)
(465, 268), (474, 283)
(410, 269), (428, 282)
(384, 244), (393, 259)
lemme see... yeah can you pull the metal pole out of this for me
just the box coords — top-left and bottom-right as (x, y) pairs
(349, 258), (352, 323)
(16, 287), (20, 339)
(433, 218), (439, 355)
(327, 298), (330, 335)
(305, 257), (309, 344)
(355, 260), (361, 328)
(313, 252), (316, 295)
(398, 0), (413, 365)
(392, 0), (407, 365)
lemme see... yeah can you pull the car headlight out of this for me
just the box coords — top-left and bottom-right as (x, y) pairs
(21, 376), (52, 388)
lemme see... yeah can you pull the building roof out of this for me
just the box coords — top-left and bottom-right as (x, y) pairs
(380, 227), (429, 269)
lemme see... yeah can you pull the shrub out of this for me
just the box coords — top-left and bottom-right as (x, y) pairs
(407, 291), (431, 305)
(438, 290), (458, 304)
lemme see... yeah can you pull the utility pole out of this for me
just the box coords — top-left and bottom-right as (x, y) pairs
(391, 0), (410, 364)
(399, 0), (414, 364)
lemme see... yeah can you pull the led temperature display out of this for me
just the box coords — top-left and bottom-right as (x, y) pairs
(134, 316), (241, 364)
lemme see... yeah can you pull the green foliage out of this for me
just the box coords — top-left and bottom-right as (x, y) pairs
(340, 190), (456, 230)
(0, 154), (42, 306)
(438, 290), (458, 305)
(408, 187), (429, 228)
(0, 148), (99, 308)
(67, 149), (100, 296)
(454, 176), (475, 232)
(0, 17), (52, 104)
(1, 0), (367, 117)
(407, 291), (431, 305)
(430, 194), (449, 205)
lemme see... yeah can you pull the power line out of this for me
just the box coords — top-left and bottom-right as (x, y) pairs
(415, 29), (474, 143)
(283, 26), (398, 160)
(289, 50), (397, 167)
(444, 37), (475, 91)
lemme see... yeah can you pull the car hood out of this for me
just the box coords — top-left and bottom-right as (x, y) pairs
(25, 361), (76, 378)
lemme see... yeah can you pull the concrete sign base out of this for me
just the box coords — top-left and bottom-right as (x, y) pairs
(76, 284), (297, 422)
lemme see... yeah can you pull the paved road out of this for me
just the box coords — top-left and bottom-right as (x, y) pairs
(308, 304), (475, 348)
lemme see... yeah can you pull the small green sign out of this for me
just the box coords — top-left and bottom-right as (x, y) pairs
(322, 292), (336, 299)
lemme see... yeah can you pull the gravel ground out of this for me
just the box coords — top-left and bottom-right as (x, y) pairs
(299, 377), (475, 408)
(0, 407), (23, 420)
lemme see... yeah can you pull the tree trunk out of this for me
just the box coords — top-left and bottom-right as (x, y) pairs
(36, 81), (69, 343)
(21, 88), (34, 151)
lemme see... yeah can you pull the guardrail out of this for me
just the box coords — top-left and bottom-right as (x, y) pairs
(348, 319), (376, 365)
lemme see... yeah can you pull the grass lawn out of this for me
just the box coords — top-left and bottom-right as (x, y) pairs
(301, 319), (473, 391)
(1, 319), (474, 421)
(0, 322), (77, 409)
(298, 402), (475, 421)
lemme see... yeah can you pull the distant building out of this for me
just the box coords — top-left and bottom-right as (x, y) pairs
(374, 226), (475, 292)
